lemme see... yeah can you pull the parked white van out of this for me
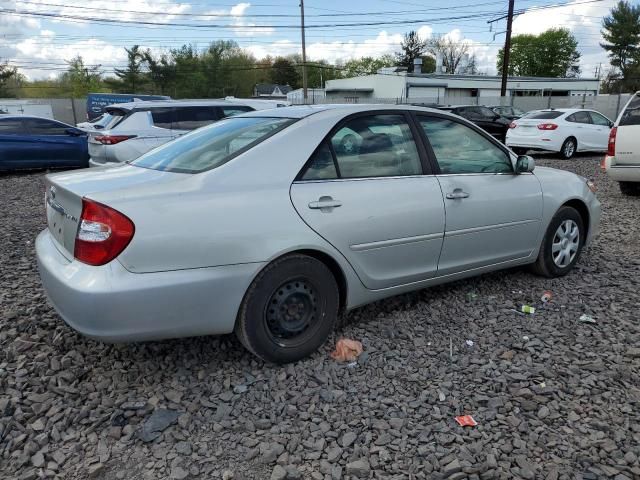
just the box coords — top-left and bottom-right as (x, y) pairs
(603, 92), (640, 195)
(88, 100), (254, 167)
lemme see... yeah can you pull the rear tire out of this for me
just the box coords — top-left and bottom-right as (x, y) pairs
(619, 181), (640, 196)
(531, 206), (584, 278)
(235, 254), (339, 364)
(560, 137), (577, 159)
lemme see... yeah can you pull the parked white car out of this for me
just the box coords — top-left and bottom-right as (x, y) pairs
(602, 92), (640, 196)
(506, 108), (613, 159)
(87, 100), (254, 167)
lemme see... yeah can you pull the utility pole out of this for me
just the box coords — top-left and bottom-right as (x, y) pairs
(300, 0), (308, 103)
(500, 0), (515, 97)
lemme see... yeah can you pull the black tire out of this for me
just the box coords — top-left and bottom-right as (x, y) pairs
(512, 147), (528, 155)
(531, 206), (584, 278)
(235, 254), (339, 363)
(560, 137), (577, 159)
(619, 181), (640, 196)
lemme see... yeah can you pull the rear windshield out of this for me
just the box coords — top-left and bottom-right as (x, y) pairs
(620, 94), (640, 126)
(524, 111), (563, 119)
(130, 116), (294, 174)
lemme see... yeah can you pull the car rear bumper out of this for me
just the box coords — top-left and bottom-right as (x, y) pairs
(605, 159), (640, 182)
(36, 229), (264, 342)
(506, 136), (562, 152)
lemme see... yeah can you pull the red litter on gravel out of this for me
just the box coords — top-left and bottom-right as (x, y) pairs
(454, 415), (478, 427)
(541, 291), (553, 303)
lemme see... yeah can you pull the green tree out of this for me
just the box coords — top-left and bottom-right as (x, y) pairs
(497, 28), (580, 77)
(61, 55), (103, 98)
(396, 31), (427, 73)
(341, 55), (396, 77)
(144, 51), (176, 95)
(269, 57), (299, 87)
(113, 45), (146, 92)
(601, 1), (640, 88)
(0, 61), (18, 97)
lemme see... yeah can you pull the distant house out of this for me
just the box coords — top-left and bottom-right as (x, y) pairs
(253, 84), (293, 99)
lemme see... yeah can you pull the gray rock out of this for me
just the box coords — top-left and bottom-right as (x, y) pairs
(271, 465), (287, 480)
(170, 466), (189, 479)
(341, 432), (357, 448)
(139, 409), (180, 442)
(30, 452), (45, 468)
(345, 459), (370, 478)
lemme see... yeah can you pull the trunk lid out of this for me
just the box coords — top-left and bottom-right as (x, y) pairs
(512, 119), (546, 136)
(44, 165), (181, 259)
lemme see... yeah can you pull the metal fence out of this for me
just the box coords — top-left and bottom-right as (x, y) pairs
(293, 94), (633, 121)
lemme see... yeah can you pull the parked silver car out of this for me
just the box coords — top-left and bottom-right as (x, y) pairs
(36, 105), (601, 363)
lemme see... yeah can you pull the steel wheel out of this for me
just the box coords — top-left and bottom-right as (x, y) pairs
(552, 219), (580, 267)
(265, 279), (318, 344)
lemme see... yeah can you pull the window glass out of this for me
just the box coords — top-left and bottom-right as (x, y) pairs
(150, 108), (174, 129)
(566, 111), (591, 124)
(329, 114), (422, 178)
(512, 107), (525, 116)
(25, 118), (68, 135)
(221, 107), (253, 118)
(131, 117), (293, 174)
(0, 119), (24, 135)
(620, 94), (640, 126)
(479, 106), (497, 118)
(174, 107), (220, 130)
(589, 112), (610, 126)
(419, 116), (512, 174)
(301, 142), (338, 180)
(525, 111), (563, 119)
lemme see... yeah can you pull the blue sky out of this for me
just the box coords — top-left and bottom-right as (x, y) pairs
(0, 0), (621, 80)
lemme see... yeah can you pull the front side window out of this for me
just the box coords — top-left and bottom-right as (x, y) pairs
(329, 114), (421, 178)
(419, 116), (513, 174)
(589, 112), (610, 126)
(25, 118), (68, 135)
(0, 119), (24, 135)
(131, 117), (293, 174)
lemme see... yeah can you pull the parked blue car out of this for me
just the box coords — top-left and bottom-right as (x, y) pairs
(0, 116), (89, 171)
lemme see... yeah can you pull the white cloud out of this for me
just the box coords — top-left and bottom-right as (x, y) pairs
(230, 3), (250, 17)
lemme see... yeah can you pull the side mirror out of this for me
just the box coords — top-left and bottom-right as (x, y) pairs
(516, 155), (535, 173)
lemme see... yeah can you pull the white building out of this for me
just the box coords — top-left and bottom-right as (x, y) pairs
(325, 70), (600, 104)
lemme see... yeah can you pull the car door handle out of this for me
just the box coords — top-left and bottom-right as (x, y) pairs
(446, 189), (470, 200)
(308, 196), (342, 211)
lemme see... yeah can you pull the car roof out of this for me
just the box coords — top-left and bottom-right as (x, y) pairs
(0, 114), (69, 124)
(106, 99), (249, 110)
(236, 103), (450, 119)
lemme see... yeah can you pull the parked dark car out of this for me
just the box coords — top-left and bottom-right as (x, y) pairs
(489, 105), (526, 120)
(0, 116), (89, 171)
(438, 105), (511, 142)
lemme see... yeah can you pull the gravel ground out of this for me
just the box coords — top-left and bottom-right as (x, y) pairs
(1, 154), (639, 480)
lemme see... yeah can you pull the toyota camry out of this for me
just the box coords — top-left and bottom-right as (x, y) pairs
(36, 104), (601, 363)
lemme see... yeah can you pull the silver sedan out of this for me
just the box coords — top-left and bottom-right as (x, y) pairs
(36, 105), (601, 363)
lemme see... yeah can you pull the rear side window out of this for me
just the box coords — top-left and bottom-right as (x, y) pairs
(151, 107), (220, 130)
(25, 118), (69, 135)
(525, 111), (563, 119)
(0, 119), (24, 134)
(221, 106), (253, 118)
(302, 142), (338, 180)
(566, 111), (592, 124)
(131, 117), (293, 174)
(620, 95), (640, 126)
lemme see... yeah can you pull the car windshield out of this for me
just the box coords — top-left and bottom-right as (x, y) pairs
(523, 111), (563, 119)
(131, 116), (294, 173)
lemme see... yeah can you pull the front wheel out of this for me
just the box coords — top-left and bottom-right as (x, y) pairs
(235, 254), (339, 363)
(531, 206), (584, 278)
(619, 181), (640, 196)
(560, 137), (577, 159)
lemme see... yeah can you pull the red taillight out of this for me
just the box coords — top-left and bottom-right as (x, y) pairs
(537, 123), (558, 130)
(607, 126), (617, 156)
(94, 135), (136, 145)
(74, 199), (135, 266)
(509, 122), (517, 129)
